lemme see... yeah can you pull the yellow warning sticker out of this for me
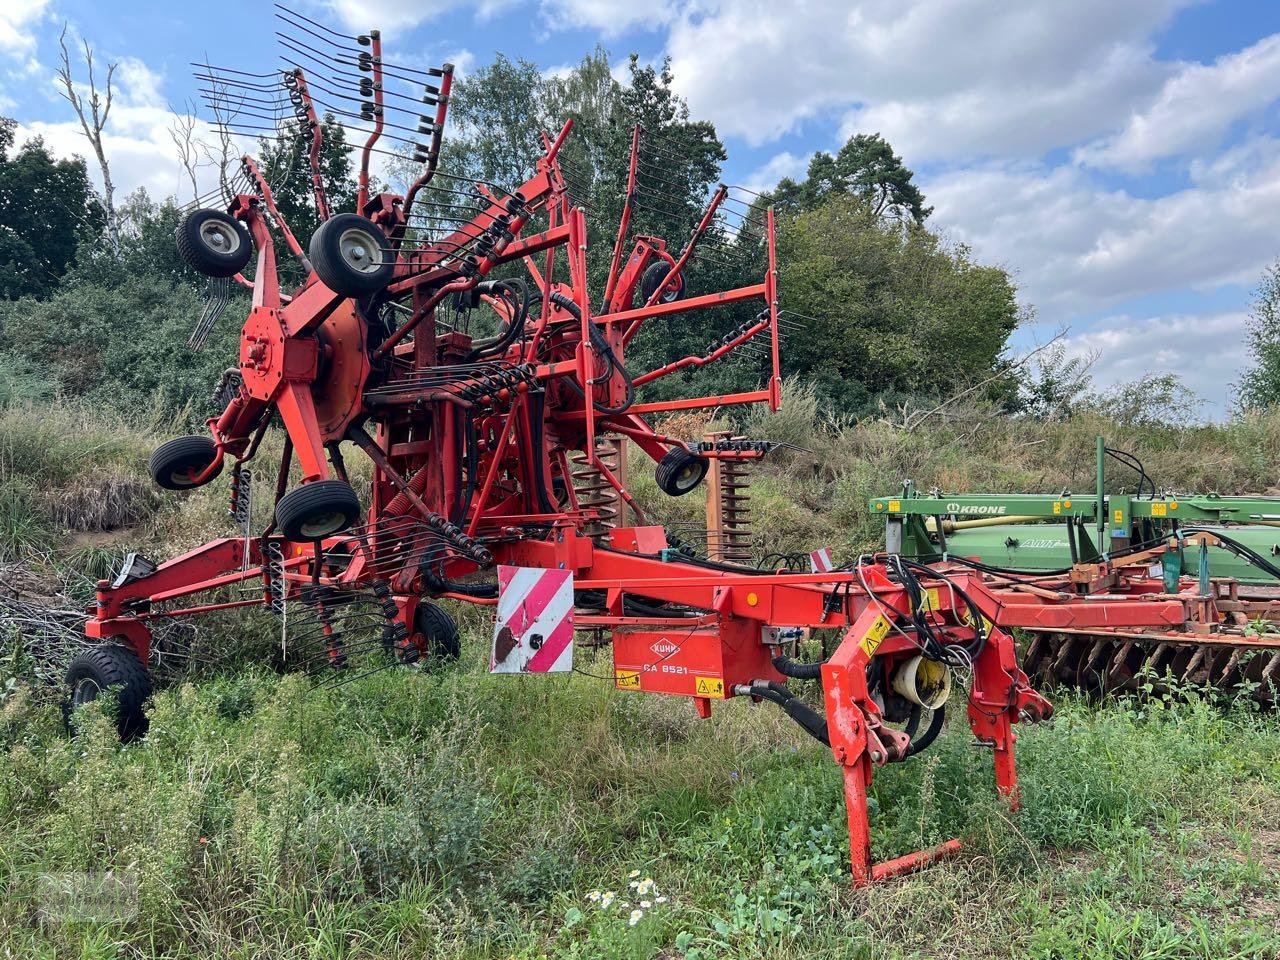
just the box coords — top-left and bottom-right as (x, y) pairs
(1052, 501), (1062, 515)
(924, 586), (941, 610)
(615, 670), (641, 690)
(1114, 509), (1124, 524)
(859, 614), (892, 657)
(888, 499), (902, 513)
(694, 676), (725, 698)
(1152, 502), (1167, 517)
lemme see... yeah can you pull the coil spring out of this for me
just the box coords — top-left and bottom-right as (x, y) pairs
(300, 583), (347, 668)
(230, 468), (253, 525)
(266, 541), (287, 619)
(571, 438), (623, 544)
(371, 580), (412, 658)
(458, 363), (537, 405)
(212, 367), (243, 409)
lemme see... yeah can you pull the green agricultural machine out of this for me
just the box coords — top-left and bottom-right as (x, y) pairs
(869, 438), (1280, 703)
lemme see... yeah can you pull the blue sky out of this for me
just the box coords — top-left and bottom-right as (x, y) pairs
(3, 0), (1280, 415)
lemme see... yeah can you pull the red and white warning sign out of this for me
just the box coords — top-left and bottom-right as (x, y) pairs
(491, 565), (575, 673)
(809, 547), (834, 573)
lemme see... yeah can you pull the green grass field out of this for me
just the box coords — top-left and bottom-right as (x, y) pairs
(2, 396), (1280, 958)
(1, 647), (1278, 959)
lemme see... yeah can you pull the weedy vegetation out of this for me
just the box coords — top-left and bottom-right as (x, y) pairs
(0, 393), (1278, 959)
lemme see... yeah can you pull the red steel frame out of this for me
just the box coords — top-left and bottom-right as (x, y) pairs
(85, 70), (1068, 886)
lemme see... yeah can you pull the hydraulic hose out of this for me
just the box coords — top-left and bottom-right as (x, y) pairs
(548, 290), (635, 415)
(772, 654), (824, 680)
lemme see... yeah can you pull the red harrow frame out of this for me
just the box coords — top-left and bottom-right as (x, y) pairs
(73, 6), (1061, 886)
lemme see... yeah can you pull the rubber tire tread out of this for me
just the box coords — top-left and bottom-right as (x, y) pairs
(275, 480), (362, 542)
(176, 209), (252, 278)
(655, 448), (709, 497)
(415, 601), (461, 661)
(149, 435), (222, 490)
(65, 643), (153, 742)
(309, 214), (394, 298)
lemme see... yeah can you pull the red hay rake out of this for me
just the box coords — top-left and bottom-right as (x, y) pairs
(72, 6), (1057, 886)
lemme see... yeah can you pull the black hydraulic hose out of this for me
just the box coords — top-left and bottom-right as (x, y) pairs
(1183, 527), (1280, 581)
(423, 569), (498, 598)
(904, 704), (946, 757)
(749, 680), (830, 746)
(469, 278), (530, 360)
(772, 654), (824, 680)
(548, 290), (636, 415)
(526, 388), (557, 513)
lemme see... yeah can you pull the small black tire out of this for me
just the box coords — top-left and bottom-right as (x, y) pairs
(149, 435), (222, 490)
(65, 643), (152, 742)
(309, 214), (394, 298)
(655, 448), (709, 496)
(275, 480), (361, 542)
(176, 209), (253, 278)
(414, 601), (461, 663)
(640, 261), (683, 304)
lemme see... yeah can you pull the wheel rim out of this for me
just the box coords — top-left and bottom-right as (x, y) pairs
(675, 463), (700, 490)
(338, 228), (382, 275)
(300, 511), (347, 539)
(199, 219), (241, 256)
(168, 464), (203, 487)
(72, 678), (101, 708)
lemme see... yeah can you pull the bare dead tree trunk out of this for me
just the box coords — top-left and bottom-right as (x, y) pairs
(168, 99), (211, 203)
(199, 60), (238, 200)
(56, 23), (120, 257)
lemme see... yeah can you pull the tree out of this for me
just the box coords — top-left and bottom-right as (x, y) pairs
(776, 193), (1017, 411)
(773, 133), (932, 224)
(1237, 259), (1280, 409)
(0, 117), (102, 300)
(56, 24), (120, 257)
(256, 115), (358, 287)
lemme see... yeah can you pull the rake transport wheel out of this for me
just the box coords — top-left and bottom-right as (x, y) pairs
(275, 479), (362, 542)
(309, 214), (395, 298)
(655, 448), (710, 496)
(639, 261), (684, 304)
(176, 208), (253, 278)
(65, 643), (153, 742)
(409, 601), (462, 665)
(149, 435), (223, 490)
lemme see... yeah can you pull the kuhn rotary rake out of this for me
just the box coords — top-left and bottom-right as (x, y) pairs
(69, 5), (1058, 886)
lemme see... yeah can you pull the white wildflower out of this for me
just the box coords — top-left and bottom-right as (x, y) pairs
(628, 869), (641, 878)
(585, 891), (601, 902)
(636, 878), (654, 895)
(628, 909), (644, 926)
(600, 891), (616, 909)
(640, 900), (651, 908)
(656, 895), (668, 904)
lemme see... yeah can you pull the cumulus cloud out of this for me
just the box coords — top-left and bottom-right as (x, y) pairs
(1076, 32), (1280, 172)
(539, 0), (677, 36)
(0, 0), (50, 56)
(1058, 310), (1249, 412)
(925, 139), (1280, 316)
(318, 0), (516, 32)
(664, 0), (1192, 152)
(741, 151), (806, 194)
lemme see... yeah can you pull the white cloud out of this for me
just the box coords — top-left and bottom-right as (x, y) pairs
(926, 139), (1280, 316)
(741, 151), (806, 194)
(539, 0), (676, 36)
(318, 0), (516, 32)
(0, 0), (50, 56)
(1058, 310), (1249, 412)
(1076, 33), (1280, 172)
(664, 0), (1192, 152)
